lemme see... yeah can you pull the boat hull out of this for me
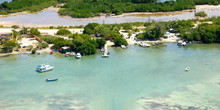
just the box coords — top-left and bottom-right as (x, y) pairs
(46, 78), (58, 82)
(36, 67), (54, 73)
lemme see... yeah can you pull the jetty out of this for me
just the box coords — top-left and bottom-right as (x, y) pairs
(102, 44), (109, 58)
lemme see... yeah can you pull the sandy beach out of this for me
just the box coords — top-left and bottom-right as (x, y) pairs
(196, 5), (220, 9)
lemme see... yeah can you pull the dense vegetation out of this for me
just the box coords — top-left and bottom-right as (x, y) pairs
(1, 0), (219, 17)
(83, 23), (128, 45)
(194, 0), (220, 5)
(114, 36), (128, 46)
(133, 16), (220, 43)
(38, 34), (106, 55)
(29, 28), (40, 36)
(1, 40), (19, 53)
(195, 11), (207, 17)
(59, 0), (195, 18)
(56, 28), (71, 35)
(0, 0), (58, 15)
(136, 20), (195, 40)
(180, 18), (220, 43)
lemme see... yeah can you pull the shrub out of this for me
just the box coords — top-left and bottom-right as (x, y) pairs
(195, 11), (207, 17)
(11, 25), (19, 29)
(114, 36), (128, 46)
(32, 49), (36, 54)
(29, 28), (40, 36)
(56, 28), (71, 35)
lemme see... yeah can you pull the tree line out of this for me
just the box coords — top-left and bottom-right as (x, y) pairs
(135, 16), (220, 43)
(0, 0), (219, 17)
(59, 0), (195, 18)
(0, 0), (58, 15)
(38, 33), (106, 55)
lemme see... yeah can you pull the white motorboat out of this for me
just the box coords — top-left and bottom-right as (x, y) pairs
(177, 40), (183, 46)
(121, 45), (126, 49)
(140, 42), (151, 47)
(75, 53), (81, 59)
(182, 42), (187, 46)
(177, 40), (187, 46)
(36, 64), (54, 73)
(101, 47), (105, 52)
(185, 67), (190, 71)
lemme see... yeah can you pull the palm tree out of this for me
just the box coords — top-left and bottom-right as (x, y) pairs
(12, 30), (19, 41)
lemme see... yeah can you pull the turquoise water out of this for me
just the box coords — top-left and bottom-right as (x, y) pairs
(0, 43), (220, 110)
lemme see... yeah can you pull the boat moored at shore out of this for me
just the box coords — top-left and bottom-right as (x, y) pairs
(140, 42), (151, 47)
(75, 53), (81, 59)
(69, 52), (75, 56)
(177, 40), (187, 46)
(121, 45), (126, 49)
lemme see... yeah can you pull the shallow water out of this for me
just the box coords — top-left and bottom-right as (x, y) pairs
(0, 43), (220, 110)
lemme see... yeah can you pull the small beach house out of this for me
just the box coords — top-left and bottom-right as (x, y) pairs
(0, 32), (13, 44)
(60, 46), (71, 53)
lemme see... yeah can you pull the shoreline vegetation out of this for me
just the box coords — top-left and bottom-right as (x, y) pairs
(0, 0), (219, 19)
(0, 16), (219, 57)
(0, 4), (219, 27)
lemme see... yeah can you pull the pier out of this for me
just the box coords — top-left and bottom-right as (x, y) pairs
(102, 44), (109, 58)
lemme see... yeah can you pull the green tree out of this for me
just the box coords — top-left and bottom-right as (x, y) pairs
(56, 28), (71, 35)
(29, 28), (40, 36)
(11, 25), (19, 29)
(83, 23), (99, 35)
(32, 49), (36, 54)
(2, 40), (17, 52)
(12, 30), (19, 41)
(96, 38), (106, 48)
(19, 27), (29, 35)
(128, 31), (132, 38)
(195, 11), (207, 17)
(37, 43), (48, 49)
(76, 41), (96, 55)
(114, 36), (128, 46)
(122, 23), (132, 31)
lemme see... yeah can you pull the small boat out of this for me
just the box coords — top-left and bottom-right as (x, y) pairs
(36, 64), (54, 73)
(121, 45), (126, 49)
(75, 53), (81, 59)
(185, 67), (190, 71)
(101, 47), (105, 52)
(182, 42), (187, 46)
(50, 51), (53, 55)
(65, 52), (70, 57)
(177, 40), (187, 46)
(46, 78), (58, 82)
(153, 41), (159, 45)
(102, 51), (109, 58)
(177, 40), (183, 46)
(69, 52), (75, 56)
(140, 42), (151, 47)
